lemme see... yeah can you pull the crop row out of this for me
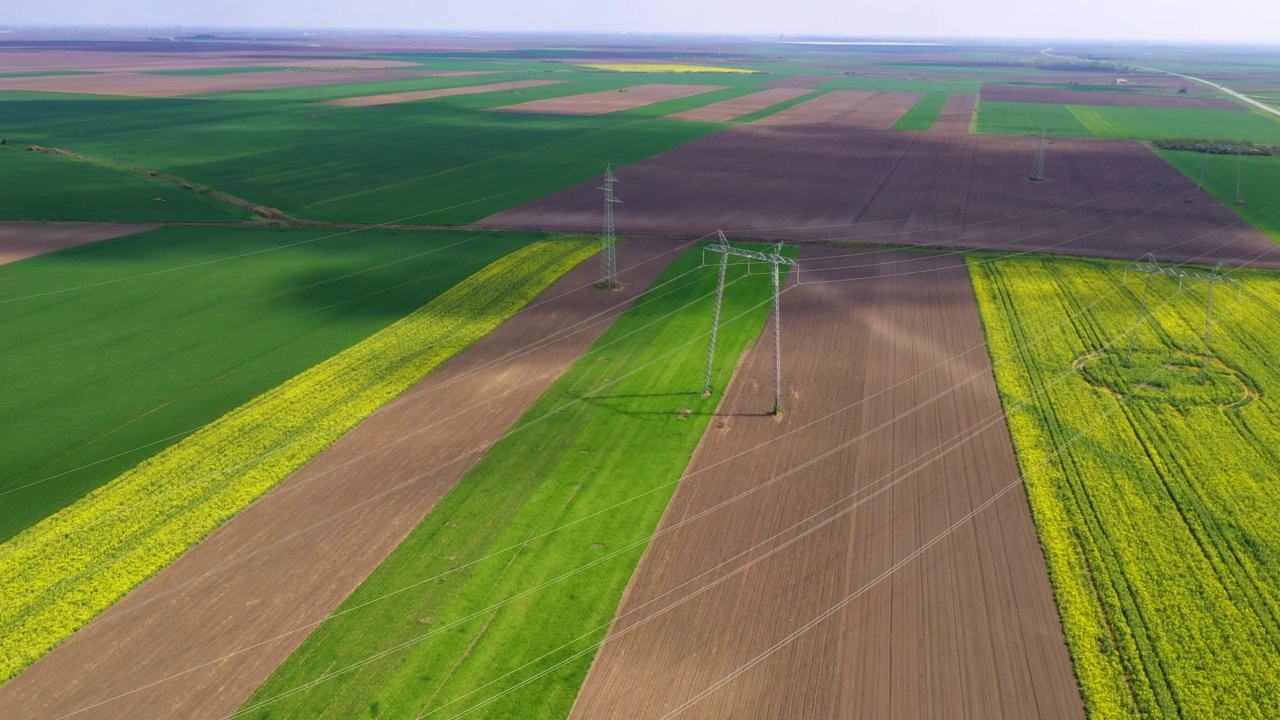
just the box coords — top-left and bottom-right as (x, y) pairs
(0, 238), (596, 683)
(969, 254), (1280, 719)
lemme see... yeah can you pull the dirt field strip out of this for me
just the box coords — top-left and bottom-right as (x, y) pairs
(930, 93), (978, 133)
(477, 126), (1280, 268)
(569, 249), (1083, 719)
(979, 84), (1244, 109)
(322, 79), (565, 107)
(0, 241), (674, 720)
(0, 51), (423, 73)
(665, 88), (816, 122)
(755, 90), (925, 128)
(0, 68), (471, 98)
(0, 222), (157, 265)
(489, 83), (729, 116)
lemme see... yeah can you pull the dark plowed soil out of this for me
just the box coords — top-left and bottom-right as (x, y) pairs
(756, 90), (924, 128)
(570, 249), (1085, 719)
(478, 126), (1280, 268)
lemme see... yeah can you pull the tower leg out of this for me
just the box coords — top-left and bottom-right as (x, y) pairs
(702, 252), (729, 396)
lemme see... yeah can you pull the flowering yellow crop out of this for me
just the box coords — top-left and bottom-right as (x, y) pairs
(0, 238), (596, 683)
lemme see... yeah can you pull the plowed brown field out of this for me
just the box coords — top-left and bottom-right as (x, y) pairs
(490, 83), (728, 115)
(755, 90), (925, 128)
(979, 84), (1242, 109)
(322, 79), (564, 106)
(478, 126), (1280, 267)
(0, 68), (467, 98)
(570, 249), (1084, 720)
(931, 93), (977, 133)
(0, 241), (676, 720)
(666, 88), (814, 122)
(0, 222), (156, 265)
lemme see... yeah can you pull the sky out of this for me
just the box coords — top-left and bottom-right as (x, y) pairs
(5, 0), (1280, 45)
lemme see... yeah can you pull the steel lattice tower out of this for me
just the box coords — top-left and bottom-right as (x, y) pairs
(1030, 128), (1046, 181)
(598, 165), (621, 290)
(702, 231), (795, 414)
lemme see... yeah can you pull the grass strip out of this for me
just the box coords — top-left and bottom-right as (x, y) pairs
(891, 92), (952, 131)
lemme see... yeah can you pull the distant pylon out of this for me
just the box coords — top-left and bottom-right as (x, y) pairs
(598, 165), (621, 290)
(1030, 128), (1046, 181)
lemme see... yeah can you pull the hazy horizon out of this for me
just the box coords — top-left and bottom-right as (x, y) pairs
(3, 0), (1280, 47)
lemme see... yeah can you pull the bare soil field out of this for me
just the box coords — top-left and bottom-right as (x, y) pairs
(930, 93), (977, 133)
(571, 249), (1084, 719)
(755, 90), (925, 128)
(980, 84), (1243, 109)
(323, 79), (563, 107)
(0, 222), (156, 265)
(489, 83), (728, 116)
(666, 88), (815, 122)
(0, 242), (676, 720)
(0, 68), (465, 98)
(478, 126), (1280, 268)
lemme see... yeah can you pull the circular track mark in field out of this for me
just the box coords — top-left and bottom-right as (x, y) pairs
(1076, 348), (1258, 410)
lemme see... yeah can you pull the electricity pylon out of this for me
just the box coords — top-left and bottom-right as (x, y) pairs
(598, 165), (621, 290)
(1030, 128), (1046, 181)
(702, 231), (795, 415)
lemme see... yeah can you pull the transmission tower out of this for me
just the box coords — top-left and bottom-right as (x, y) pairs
(1122, 255), (1239, 379)
(702, 231), (795, 415)
(1029, 128), (1046, 182)
(598, 164), (621, 290)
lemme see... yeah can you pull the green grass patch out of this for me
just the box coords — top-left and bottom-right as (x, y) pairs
(1069, 105), (1280, 144)
(0, 71), (734, 224)
(891, 92), (951, 130)
(0, 225), (543, 543)
(970, 254), (1280, 719)
(733, 89), (825, 124)
(1155, 149), (1280, 242)
(0, 238), (595, 685)
(975, 101), (1095, 137)
(241, 246), (792, 719)
(0, 145), (250, 222)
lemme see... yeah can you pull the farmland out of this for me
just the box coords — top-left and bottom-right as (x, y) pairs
(970, 255), (1280, 718)
(890, 91), (951, 130)
(240, 246), (790, 719)
(0, 238), (594, 684)
(5, 30), (1280, 720)
(572, 249), (1082, 719)
(479, 126), (1280, 267)
(0, 225), (541, 543)
(0, 242), (682, 720)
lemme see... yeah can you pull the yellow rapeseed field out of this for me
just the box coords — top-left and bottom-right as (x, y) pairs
(0, 238), (595, 683)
